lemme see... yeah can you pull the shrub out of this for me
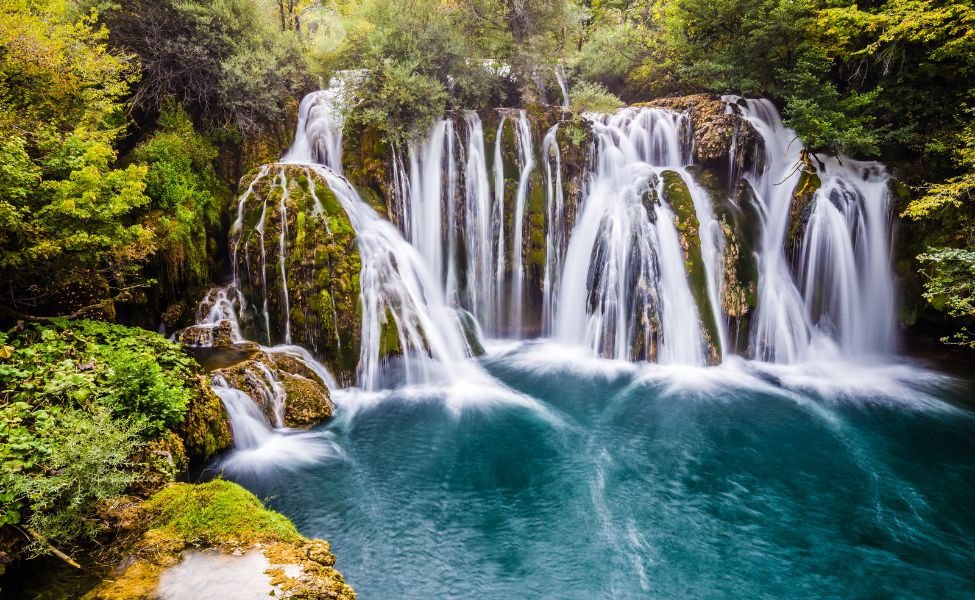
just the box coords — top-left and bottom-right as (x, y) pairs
(569, 80), (624, 115)
(0, 320), (206, 552)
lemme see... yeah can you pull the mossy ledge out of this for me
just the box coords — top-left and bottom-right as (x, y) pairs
(84, 480), (355, 599)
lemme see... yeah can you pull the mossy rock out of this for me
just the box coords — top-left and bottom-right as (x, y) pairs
(788, 167), (822, 258)
(661, 170), (720, 363)
(212, 351), (333, 430)
(233, 165), (362, 384)
(177, 375), (233, 463)
(83, 480), (355, 600)
(280, 373), (333, 428)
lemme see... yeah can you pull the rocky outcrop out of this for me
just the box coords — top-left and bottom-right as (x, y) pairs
(82, 481), (355, 600)
(211, 350), (334, 429)
(661, 170), (720, 364)
(177, 376), (234, 462)
(787, 159), (822, 264)
(234, 165), (362, 385)
(642, 94), (763, 174)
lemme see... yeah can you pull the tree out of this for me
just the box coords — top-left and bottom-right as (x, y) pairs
(100, 0), (314, 137)
(0, 0), (152, 318)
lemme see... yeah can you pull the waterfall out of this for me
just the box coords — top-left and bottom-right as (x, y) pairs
(211, 375), (273, 451)
(275, 169), (293, 345)
(404, 120), (450, 288)
(208, 81), (901, 417)
(304, 164), (476, 389)
(282, 78), (344, 171)
(541, 125), (565, 335)
(493, 114), (508, 335)
(728, 96), (896, 362)
(799, 158), (896, 357)
(462, 112), (496, 333)
(554, 108), (724, 365)
(509, 110), (536, 337)
(555, 65), (570, 110)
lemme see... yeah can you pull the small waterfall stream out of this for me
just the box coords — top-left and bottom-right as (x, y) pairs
(728, 96), (896, 362)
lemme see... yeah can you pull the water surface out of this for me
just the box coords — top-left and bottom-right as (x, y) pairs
(227, 343), (975, 599)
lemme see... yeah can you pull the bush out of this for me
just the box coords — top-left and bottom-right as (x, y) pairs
(7, 407), (143, 554)
(0, 320), (206, 553)
(100, 0), (313, 137)
(129, 102), (231, 295)
(569, 80), (624, 115)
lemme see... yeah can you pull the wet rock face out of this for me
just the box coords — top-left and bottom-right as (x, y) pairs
(788, 166), (822, 265)
(177, 375), (233, 462)
(178, 320), (236, 347)
(233, 165), (362, 385)
(643, 94), (763, 172)
(211, 350), (334, 429)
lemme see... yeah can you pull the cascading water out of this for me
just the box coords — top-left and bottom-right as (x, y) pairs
(461, 112), (497, 331)
(180, 80), (975, 600)
(508, 110), (536, 337)
(168, 81), (975, 600)
(281, 77), (345, 171)
(541, 124), (565, 334)
(306, 164), (477, 390)
(376, 95), (896, 367)
(554, 108), (724, 364)
(727, 96), (896, 362)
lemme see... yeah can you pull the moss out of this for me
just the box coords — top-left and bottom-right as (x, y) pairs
(280, 373), (333, 428)
(788, 168), (821, 252)
(83, 480), (355, 600)
(662, 170), (721, 362)
(145, 480), (303, 547)
(234, 166), (362, 384)
(379, 309), (402, 357)
(177, 375), (233, 462)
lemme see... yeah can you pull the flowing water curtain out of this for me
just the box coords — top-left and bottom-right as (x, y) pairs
(727, 97), (896, 363)
(555, 108), (727, 365)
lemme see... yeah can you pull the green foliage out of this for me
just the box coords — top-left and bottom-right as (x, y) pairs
(0, 0), (153, 312)
(2, 320), (196, 435)
(0, 320), (206, 553)
(129, 102), (231, 292)
(917, 247), (975, 318)
(100, 0), (314, 137)
(569, 80), (623, 114)
(145, 479), (304, 547)
(332, 0), (508, 141)
(902, 116), (975, 220)
(11, 407), (143, 554)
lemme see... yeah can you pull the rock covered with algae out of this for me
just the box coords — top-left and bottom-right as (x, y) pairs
(83, 480), (355, 600)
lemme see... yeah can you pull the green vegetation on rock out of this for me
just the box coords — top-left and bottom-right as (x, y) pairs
(0, 320), (230, 562)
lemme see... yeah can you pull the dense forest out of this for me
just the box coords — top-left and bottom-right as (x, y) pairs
(1, 0), (974, 595)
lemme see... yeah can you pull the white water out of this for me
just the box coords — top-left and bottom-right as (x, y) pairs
(555, 65), (571, 111)
(555, 109), (717, 364)
(305, 164), (477, 390)
(727, 96), (896, 362)
(509, 110), (535, 337)
(282, 78), (344, 171)
(541, 124), (565, 334)
(213, 86), (901, 405)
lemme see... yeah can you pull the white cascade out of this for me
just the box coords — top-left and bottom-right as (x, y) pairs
(509, 110), (536, 337)
(541, 124), (565, 335)
(554, 108), (726, 365)
(282, 78), (344, 172)
(728, 96), (896, 362)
